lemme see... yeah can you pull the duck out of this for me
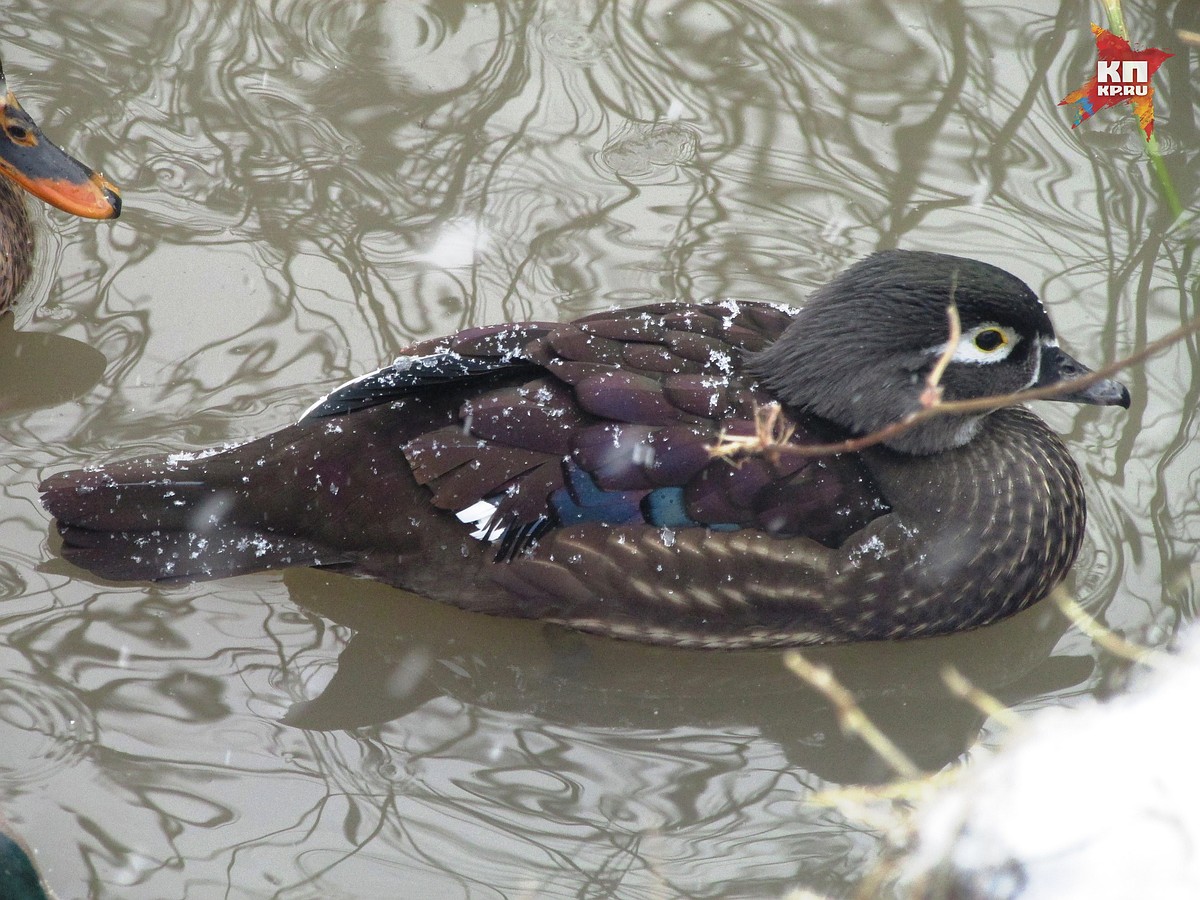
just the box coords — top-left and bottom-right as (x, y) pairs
(0, 53), (121, 315)
(39, 251), (1129, 649)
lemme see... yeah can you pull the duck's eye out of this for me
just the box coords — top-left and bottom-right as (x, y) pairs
(974, 328), (1007, 352)
(4, 123), (33, 146)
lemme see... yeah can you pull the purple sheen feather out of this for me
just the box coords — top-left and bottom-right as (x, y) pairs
(660, 310), (721, 336)
(543, 358), (618, 385)
(721, 325), (770, 352)
(725, 385), (775, 419)
(663, 331), (738, 364)
(521, 337), (556, 366)
(640, 426), (716, 486)
(767, 446), (811, 480)
(743, 304), (796, 333)
(574, 372), (685, 426)
(571, 424), (658, 490)
(576, 314), (666, 342)
(57, 523), (345, 582)
(751, 483), (822, 537)
(661, 374), (730, 418)
(709, 458), (777, 508)
(681, 470), (754, 526)
(466, 381), (586, 454)
(450, 322), (553, 358)
(701, 301), (782, 334)
(548, 327), (626, 364)
(713, 417), (758, 439)
(620, 342), (699, 375)
(571, 423), (716, 491)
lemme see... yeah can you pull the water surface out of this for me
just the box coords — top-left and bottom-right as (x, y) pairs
(0, 1), (1196, 896)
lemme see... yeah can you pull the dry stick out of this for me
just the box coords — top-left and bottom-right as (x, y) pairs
(713, 306), (1200, 461)
(1050, 586), (1168, 668)
(710, 401), (796, 465)
(940, 665), (1022, 730)
(810, 770), (960, 809)
(784, 651), (922, 779)
(920, 275), (961, 409)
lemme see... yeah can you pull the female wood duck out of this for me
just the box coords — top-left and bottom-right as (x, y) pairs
(0, 53), (121, 314)
(40, 251), (1129, 648)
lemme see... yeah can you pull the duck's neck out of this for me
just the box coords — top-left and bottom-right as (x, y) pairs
(0, 177), (33, 315)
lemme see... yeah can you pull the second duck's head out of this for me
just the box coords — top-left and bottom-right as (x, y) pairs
(751, 250), (1130, 455)
(0, 53), (121, 220)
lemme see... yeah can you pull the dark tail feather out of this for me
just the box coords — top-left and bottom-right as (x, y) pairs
(41, 459), (230, 532)
(52, 523), (349, 582)
(40, 452), (350, 583)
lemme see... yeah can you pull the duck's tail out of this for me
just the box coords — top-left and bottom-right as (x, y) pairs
(39, 442), (349, 583)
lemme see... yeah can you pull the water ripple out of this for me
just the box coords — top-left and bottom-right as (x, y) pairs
(0, 670), (96, 788)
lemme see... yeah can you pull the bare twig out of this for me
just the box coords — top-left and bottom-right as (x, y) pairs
(810, 771), (959, 809)
(785, 651), (922, 779)
(920, 276), (960, 408)
(940, 665), (1022, 730)
(1051, 586), (1168, 668)
(711, 307), (1200, 462)
(709, 398), (795, 465)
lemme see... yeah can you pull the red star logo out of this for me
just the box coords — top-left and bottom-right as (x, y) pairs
(1059, 24), (1173, 139)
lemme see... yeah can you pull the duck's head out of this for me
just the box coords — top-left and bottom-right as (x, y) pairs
(751, 250), (1130, 455)
(0, 54), (120, 219)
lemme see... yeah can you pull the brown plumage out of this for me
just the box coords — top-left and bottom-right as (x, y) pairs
(0, 177), (33, 308)
(0, 52), (121, 315)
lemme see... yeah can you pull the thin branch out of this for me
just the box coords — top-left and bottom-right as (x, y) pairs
(711, 306), (1200, 461)
(940, 665), (1022, 730)
(709, 401), (795, 465)
(1051, 586), (1168, 668)
(810, 770), (959, 809)
(784, 651), (922, 779)
(920, 274), (960, 408)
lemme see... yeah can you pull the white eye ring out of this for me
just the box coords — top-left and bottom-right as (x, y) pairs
(938, 323), (1020, 363)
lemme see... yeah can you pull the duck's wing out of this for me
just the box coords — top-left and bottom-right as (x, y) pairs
(396, 301), (888, 557)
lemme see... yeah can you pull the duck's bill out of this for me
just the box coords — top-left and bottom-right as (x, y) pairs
(1037, 344), (1130, 408)
(0, 87), (120, 219)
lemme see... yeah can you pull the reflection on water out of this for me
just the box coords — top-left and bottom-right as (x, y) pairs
(0, 0), (1196, 896)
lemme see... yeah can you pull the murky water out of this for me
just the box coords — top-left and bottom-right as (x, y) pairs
(0, 0), (1196, 896)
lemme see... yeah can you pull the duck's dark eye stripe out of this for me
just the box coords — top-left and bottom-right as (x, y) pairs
(974, 328), (1006, 352)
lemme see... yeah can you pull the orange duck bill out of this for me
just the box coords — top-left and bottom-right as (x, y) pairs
(0, 65), (120, 220)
